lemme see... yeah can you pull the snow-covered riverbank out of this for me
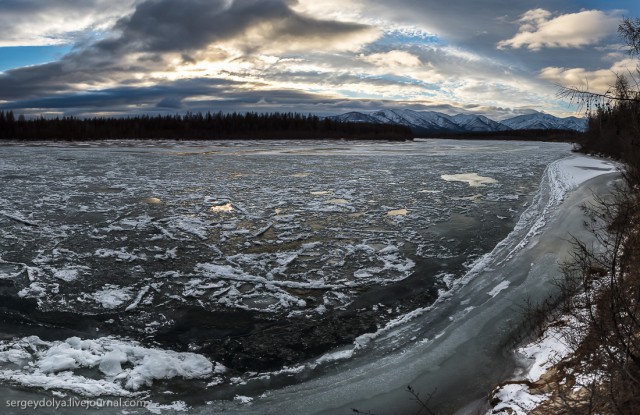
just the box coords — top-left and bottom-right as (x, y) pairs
(487, 158), (622, 415)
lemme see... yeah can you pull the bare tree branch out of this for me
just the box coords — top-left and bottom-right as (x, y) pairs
(619, 17), (640, 56)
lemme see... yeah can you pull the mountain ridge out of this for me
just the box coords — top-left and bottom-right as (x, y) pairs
(329, 109), (586, 134)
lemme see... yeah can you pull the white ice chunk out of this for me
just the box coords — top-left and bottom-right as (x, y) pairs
(53, 268), (79, 282)
(90, 285), (133, 309)
(234, 395), (253, 404)
(487, 281), (510, 297)
(210, 202), (233, 212)
(142, 197), (162, 204)
(326, 199), (349, 205)
(17, 281), (49, 298)
(39, 356), (78, 374)
(94, 248), (146, 262)
(146, 401), (190, 414)
(0, 348), (31, 365)
(0, 335), (226, 397)
(125, 286), (150, 311)
(314, 348), (354, 365)
(125, 350), (215, 390)
(441, 173), (497, 187)
(387, 208), (409, 216)
(99, 350), (128, 377)
(0, 371), (135, 397)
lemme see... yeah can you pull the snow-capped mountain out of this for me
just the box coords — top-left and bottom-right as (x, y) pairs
(450, 114), (512, 132)
(398, 110), (462, 131)
(332, 112), (380, 124)
(501, 113), (587, 131)
(329, 110), (586, 133)
(368, 109), (462, 132)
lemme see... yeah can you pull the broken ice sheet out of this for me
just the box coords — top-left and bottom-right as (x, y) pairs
(0, 141), (570, 318)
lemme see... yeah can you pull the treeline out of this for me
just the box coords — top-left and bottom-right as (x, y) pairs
(578, 99), (640, 180)
(0, 111), (413, 141)
(540, 92), (640, 413)
(534, 18), (640, 413)
(488, 90), (640, 412)
(422, 128), (584, 142)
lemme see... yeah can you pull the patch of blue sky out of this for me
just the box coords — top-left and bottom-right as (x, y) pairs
(577, 0), (640, 15)
(553, 99), (582, 114)
(302, 88), (325, 94)
(0, 45), (72, 72)
(433, 86), (460, 101)
(374, 29), (442, 49)
(336, 89), (373, 99)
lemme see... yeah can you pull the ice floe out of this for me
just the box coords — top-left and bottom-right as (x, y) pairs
(386, 208), (409, 216)
(142, 197), (162, 204)
(210, 202), (234, 212)
(487, 281), (510, 297)
(441, 173), (497, 187)
(0, 335), (225, 397)
(52, 268), (80, 282)
(90, 285), (133, 309)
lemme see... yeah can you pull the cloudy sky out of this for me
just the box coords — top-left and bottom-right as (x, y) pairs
(0, 0), (638, 119)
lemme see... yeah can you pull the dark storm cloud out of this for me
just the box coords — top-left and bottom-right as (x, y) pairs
(0, 75), (472, 117)
(0, 78), (240, 110)
(0, 0), (373, 104)
(0, 76), (330, 115)
(0, 62), (66, 100)
(0, 55), (146, 100)
(98, 0), (371, 54)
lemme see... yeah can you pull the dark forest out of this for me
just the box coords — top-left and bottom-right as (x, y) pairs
(0, 111), (413, 141)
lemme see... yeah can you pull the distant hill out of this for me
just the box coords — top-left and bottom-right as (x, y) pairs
(329, 109), (587, 135)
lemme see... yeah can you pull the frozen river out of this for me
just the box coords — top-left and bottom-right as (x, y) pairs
(0, 139), (618, 414)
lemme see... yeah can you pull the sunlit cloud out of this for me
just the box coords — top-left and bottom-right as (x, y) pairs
(0, 0), (141, 47)
(360, 50), (422, 68)
(498, 9), (621, 51)
(0, 0), (378, 97)
(539, 58), (638, 93)
(291, 0), (368, 24)
(0, 0), (635, 119)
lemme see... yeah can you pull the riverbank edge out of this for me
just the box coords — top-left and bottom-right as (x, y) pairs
(485, 166), (625, 415)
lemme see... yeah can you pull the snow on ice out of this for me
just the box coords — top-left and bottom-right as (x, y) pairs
(0, 335), (225, 397)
